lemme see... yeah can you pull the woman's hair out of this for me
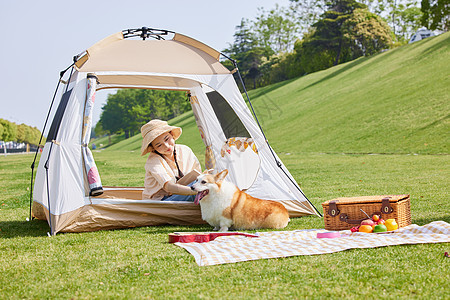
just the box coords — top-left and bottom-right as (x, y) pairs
(154, 147), (184, 180)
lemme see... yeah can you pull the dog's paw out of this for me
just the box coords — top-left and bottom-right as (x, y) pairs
(219, 226), (229, 232)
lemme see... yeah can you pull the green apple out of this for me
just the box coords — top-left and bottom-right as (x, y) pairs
(373, 224), (388, 233)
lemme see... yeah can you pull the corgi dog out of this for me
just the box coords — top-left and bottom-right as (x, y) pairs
(191, 169), (290, 232)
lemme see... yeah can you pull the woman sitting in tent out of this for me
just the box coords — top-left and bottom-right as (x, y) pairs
(140, 119), (201, 201)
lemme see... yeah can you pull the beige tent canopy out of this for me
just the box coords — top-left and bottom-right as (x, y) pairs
(31, 27), (321, 235)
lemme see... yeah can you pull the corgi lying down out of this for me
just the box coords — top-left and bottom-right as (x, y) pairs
(191, 169), (289, 232)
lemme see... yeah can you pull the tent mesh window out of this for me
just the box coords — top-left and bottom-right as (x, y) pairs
(46, 89), (73, 142)
(206, 91), (250, 139)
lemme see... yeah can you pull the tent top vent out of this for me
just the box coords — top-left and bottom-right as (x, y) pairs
(122, 27), (174, 41)
(74, 27), (225, 74)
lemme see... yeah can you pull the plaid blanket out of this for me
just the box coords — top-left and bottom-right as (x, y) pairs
(174, 221), (450, 266)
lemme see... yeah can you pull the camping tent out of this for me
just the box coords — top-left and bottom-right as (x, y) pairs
(31, 28), (321, 235)
(409, 27), (435, 43)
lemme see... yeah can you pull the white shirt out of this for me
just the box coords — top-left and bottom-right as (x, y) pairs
(142, 144), (201, 200)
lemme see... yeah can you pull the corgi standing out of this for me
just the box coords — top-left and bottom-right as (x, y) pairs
(191, 169), (290, 232)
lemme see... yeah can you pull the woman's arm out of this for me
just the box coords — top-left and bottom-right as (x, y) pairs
(163, 181), (197, 196)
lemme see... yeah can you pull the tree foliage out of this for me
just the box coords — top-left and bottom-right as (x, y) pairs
(274, 1), (393, 80)
(343, 8), (393, 56)
(224, 0), (423, 90)
(303, 0), (368, 66)
(253, 5), (301, 53)
(99, 89), (189, 138)
(421, 0), (450, 31)
(0, 119), (17, 142)
(16, 124), (41, 145)
(222, 19), (272, 89)
(361, 0), (424, 41)
(0, 119), (41, 145)
(292, 0), (423, 42)
(223, 5), (306, 90)
(289, 0), (327, 34)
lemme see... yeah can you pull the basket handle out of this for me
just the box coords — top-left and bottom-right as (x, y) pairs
(333, 197), (394, 224)
(339, 213), (382, 224)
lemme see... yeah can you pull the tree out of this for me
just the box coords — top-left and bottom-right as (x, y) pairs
(421, 0), (450, 31)
(289, 0), (327, 35)
(252, 5), (301, 53)
(358, 0), (424, 42)
(308, 0), (367, 66)
(223, 19), (271, 89)
(0, 119), (17, 142)
(225, 18), (258, 55)
(99, 89), (188, 138)
(294, 30), (338, 74)
(395, 5), (423, 40)
(294, 1), (393, 75)
(16, 124), (41, 145)
(99, 93), (126, 136)
(343, 8), (393, 56)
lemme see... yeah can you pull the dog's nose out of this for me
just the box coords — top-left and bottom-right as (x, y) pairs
(190, 186), (195, 191)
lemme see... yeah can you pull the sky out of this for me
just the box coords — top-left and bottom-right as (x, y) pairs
(0, 0), (291, 132)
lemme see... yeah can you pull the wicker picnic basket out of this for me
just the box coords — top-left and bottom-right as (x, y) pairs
(322, 195), (411, 231)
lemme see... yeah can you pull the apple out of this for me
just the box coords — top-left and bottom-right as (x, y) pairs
(373, 224), (388, 233)
(372, 215), (380, 222)
(361, 219), (375, 227)
(377, 219), (385, 225)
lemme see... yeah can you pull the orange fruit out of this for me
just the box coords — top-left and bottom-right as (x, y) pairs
(359, 225), (373, 233)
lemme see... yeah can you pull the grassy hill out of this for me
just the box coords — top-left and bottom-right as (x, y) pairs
(89, 133), (126, 149)
(106, 32), (449, 156)
(248, 32), (449, 155)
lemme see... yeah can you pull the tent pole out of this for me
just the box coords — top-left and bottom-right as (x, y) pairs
(229, 60), (323, 217)
(28, 63), (74, 222)
(44, 146), (54, 236)
(29, 64), (75, 235)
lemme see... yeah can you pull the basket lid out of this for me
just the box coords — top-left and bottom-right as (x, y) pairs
(322, 194), (409, 206)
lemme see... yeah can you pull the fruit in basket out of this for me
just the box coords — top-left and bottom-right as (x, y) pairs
(361, 219), (375, 227)
(373, 224), (388, 233)
(372, 215), (380, 222)
(350, 225), (360, 232)
(359, 225), (373, 233)
(377, 218), (385, 225)
(385, 219), (398, 231)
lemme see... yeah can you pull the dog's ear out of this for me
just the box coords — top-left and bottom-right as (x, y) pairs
(214, 169), (228, 182)
(202, 169), (214, 175)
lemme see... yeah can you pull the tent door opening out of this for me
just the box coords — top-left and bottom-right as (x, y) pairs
(190, 86), (261, 191)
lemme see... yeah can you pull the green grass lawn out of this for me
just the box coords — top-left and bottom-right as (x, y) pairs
(1, 152), (448, 299)
(89, 132), (126, 150)
(0, 33), (449, 299)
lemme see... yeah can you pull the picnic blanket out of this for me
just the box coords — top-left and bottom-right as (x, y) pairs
(174, 221), (450, 266)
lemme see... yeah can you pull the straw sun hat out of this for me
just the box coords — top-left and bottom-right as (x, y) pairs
(140, 119), (182, 156)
